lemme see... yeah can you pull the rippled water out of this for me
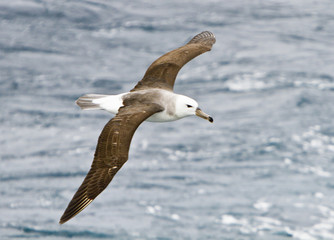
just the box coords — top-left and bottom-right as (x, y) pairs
(1, 0), (334, 239)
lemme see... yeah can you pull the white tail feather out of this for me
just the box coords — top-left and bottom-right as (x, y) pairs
(75, 94), (108, 110)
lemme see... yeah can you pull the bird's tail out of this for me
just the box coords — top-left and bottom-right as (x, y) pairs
(75, 94), (108, 110)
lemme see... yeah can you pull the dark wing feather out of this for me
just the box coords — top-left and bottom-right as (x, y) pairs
(131, 31), (216, 92)
(59, 103), (163, 224)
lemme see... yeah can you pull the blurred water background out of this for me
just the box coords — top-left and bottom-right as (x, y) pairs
(1, 0), (334, 239)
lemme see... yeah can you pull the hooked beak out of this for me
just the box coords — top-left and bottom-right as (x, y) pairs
(195, 108), (213, 123)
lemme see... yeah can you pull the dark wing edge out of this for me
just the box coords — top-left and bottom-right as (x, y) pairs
(59, 103), (163, 224)
(131, 31), (216, 92)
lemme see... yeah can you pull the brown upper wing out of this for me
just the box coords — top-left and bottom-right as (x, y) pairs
(59, 103), (163, 224)
(131, 31), (216, 92)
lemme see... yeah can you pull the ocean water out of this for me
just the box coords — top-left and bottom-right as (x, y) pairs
(1, 0), (334, 239)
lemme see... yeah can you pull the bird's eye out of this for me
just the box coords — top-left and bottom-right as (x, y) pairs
(186, 104), (192, 108)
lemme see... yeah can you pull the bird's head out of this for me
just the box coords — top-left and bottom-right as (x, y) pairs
(175, 95), (213, 123)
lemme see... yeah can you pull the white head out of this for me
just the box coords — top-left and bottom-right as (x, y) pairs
(174, 95), (213, 122)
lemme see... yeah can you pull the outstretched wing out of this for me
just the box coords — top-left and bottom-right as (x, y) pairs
(131, 31), (216, 92)
(59, 103), (163, 224)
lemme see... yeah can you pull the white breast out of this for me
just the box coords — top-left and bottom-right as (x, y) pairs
(145, 89), (178, 122)
(146, 111), (178, 122)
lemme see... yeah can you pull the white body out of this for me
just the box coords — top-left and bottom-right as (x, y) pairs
(76, 89), (199, 122)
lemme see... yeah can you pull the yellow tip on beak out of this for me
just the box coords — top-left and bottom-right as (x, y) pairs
(195, 108), (213, 123)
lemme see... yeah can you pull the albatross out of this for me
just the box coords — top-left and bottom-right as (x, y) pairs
(59, 31), (216, 224)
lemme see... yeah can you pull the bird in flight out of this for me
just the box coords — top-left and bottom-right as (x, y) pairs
(59, 31), (216, 224)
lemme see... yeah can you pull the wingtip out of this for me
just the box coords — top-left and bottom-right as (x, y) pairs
(58, 214), (73, 225)
(59, 214), (69, 225)
(58, 197), (94, 224)
(187, 31), (216, 46)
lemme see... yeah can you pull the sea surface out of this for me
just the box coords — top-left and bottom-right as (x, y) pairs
(1, 0), (334, 239)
